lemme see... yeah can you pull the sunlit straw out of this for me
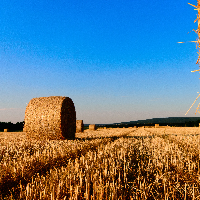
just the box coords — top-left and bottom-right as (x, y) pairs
(185, 94), (200, 115)
(195, 102), (200, 114)
(184, 1), (200, 115)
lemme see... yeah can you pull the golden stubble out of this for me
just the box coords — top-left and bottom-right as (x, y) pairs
(1, 127), (200, 199)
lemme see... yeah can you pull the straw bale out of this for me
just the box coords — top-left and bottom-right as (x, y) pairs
(89, 124), (96, 131)
(24, 96), (76, 140)
(4, 129), (8, 132)
(155, 124), (159, 128)
(76, 120), (84, 133)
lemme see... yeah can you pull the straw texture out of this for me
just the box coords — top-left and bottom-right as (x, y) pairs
(24, 96), (76, 140)
(89, 124), (96, 131)
(76, 120), (84, 133)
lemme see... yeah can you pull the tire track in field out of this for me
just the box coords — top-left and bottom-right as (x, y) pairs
(0, 131), (134, 199)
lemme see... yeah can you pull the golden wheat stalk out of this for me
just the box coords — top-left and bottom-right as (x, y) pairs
(183, 1), (200, 115)
(185, 94), (200, 115)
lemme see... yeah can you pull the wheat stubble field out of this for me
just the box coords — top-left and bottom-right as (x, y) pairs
(1, 127), (200, 199)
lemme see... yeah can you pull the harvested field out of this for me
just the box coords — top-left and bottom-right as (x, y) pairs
(1, 127), (200, 199)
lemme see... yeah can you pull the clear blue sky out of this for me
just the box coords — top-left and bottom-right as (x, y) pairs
(0, 0), (200, 124)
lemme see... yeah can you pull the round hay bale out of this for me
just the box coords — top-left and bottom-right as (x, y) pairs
(89, 124), (96, 131)
(24, 96), (76, 140)
(76, 120), (84, 133)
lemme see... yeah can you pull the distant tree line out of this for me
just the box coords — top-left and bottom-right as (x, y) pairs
(185, 120), (200, 127)
(0, 119), (199, 132)
(104, 120), (200, 128)
(0, 121), (24, 132)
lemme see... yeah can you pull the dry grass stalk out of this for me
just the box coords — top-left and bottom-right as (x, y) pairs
(24, 96), (76, 140)
(76, 120), (84, 133)
(184, 1), (200, 114)
(1, 128), (200, 199)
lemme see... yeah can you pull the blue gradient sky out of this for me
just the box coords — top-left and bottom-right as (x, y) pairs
(0, 0), (200, 124)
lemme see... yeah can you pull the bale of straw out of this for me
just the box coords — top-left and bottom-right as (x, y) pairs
(76, 120), (84, 133)
(24, 96), (76, 140)
(89, 124), (96, 131)
(155, 124), (159, 128)
(4, 129), (8, 132)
